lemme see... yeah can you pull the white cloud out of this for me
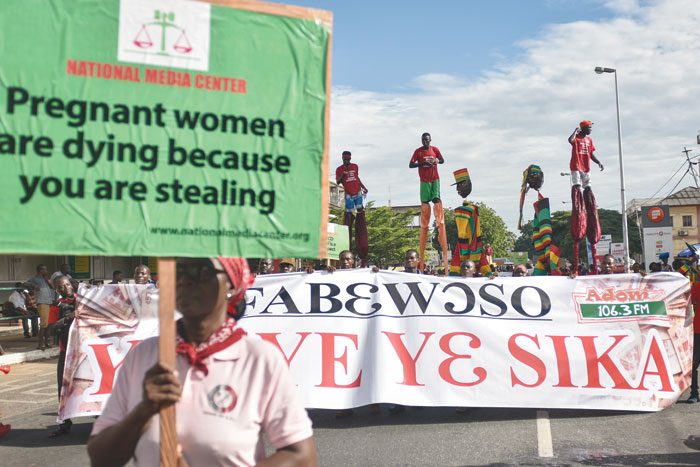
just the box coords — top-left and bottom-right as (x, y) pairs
(328, 0), (700, 236)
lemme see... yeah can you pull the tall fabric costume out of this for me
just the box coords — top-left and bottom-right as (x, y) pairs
(569, 121), (601, 273)
(343, 212), (368, 266)
(518, 165), (561, 276)
(336, 152), (369, 266)
(448, 169), (492, 277)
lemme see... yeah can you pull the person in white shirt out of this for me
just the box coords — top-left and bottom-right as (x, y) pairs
(88, 257), (315, 466)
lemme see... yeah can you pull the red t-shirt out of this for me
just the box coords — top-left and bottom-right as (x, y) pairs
(691, 281), (700, 334)
(335, 163), (362, 195)
(570, 135), (596, 172)
(411, 146), (443, 182)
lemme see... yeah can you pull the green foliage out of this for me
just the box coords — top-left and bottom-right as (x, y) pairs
(513, 207), (643, 263)
(476, 202), (517, 257)
(514, 220), (536, 260)
(551, 208), (642, 262)
(432, 201), (516, 258)
(330, 202), (420, 268)
(436, 208), (458, 255)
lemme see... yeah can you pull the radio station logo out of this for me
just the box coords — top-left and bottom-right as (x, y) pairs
(572, 285), (668, 324)
(117, 0), (211, 71)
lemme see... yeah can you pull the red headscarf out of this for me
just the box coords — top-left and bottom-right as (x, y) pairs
(217, 257), (254, 306)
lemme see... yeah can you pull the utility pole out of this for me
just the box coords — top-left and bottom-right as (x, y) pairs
(682, 147), (699, 188)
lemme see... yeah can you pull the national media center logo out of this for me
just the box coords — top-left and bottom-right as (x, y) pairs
(117, 0), (211, 72)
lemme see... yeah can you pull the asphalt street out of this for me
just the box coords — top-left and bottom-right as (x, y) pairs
(2, 359), (700, 466)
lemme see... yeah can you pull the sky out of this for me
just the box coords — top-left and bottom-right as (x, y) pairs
(297, 0), (700, 233)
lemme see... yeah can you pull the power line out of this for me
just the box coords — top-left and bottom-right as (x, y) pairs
(660, 168), (690, 201)
(642, 159), (686, 202)
(682, 147), (699, 187)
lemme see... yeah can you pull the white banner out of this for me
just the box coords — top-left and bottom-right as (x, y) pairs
(239, 270), (692, 412)
(58, 284), (159, 421)
(59, 272), (693, 418)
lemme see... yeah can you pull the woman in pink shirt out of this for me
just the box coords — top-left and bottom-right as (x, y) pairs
(87, 257), (315, 466)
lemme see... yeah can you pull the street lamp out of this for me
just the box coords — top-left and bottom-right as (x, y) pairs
(595, 66), (630, 272)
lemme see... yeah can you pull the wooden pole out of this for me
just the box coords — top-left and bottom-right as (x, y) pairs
(158, 258), (177, 466)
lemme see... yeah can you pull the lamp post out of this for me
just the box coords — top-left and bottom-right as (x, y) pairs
(595, 66), (630, 272)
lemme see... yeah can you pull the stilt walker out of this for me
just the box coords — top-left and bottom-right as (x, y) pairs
(518, 165), (561, 275)
(568, 121), (604, 273)
(410, 132), (449, 274)
(335, 151), (369, 266)
(448, 168), (493, 277)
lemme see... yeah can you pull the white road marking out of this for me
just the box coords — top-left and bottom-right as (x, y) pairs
(536, 410), (554, 458)
(0, 378), (53, 394)
(0, 397), (56, 404)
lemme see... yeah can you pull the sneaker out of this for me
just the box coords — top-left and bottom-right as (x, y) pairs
(0, 366), (10, 375)
(24, 334), (31, 339)
(0, 424), (10, 437)
(688, 394), (699, 403)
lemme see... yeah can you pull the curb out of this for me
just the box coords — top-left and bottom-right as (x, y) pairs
(0, 347), (59, 365)
(0, 326), (24, 337)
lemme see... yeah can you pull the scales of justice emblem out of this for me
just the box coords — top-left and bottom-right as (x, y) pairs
(132, 9), (193, 55)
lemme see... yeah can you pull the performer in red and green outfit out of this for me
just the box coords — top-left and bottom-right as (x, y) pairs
(448, 168), (492, 277)
(410, 132), (449, 274)
(518, 165), (561, 276)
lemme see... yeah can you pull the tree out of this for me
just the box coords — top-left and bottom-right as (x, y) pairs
(514, 220), (536, 259)
(432, 201), (516, 259)
(543, 208), (642, 262)
(330, 202), (421, 268)
(477, 202), (517, 257)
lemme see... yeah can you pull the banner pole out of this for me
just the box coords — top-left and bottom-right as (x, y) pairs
(158, 258), (177, 466)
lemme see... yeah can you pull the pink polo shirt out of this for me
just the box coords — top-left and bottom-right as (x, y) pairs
(91, 335), (313, 466)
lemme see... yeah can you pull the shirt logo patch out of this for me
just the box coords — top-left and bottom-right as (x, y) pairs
(207, 384), (237, 413)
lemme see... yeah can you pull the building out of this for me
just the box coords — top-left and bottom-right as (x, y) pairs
(627, 186), (700, 256)
(329, 177), (344, 210)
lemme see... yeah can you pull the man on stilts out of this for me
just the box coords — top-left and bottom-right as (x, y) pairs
(410, 132), (449, 274)
(568, 120), (604, 273)
(336, 151), (369, 266)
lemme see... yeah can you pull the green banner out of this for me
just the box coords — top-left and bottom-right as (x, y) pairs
(510, 251), (528, 265)
(579, 301), (667, 319)
(0, 0), (331, 258)
(326, 223), (349, 260)
(69, 256), (91, 279)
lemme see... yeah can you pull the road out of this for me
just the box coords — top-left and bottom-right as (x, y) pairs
(2, 359), (700, 466)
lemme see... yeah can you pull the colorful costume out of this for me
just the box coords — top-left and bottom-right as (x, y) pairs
(518, 165), (561, 276)
(531, 196), (562, 276)
(449, 169), (491, 277)
(679, 264), (699, 284)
